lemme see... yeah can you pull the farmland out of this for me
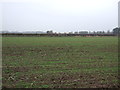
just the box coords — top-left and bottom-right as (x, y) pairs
(2, 36), (119, 88)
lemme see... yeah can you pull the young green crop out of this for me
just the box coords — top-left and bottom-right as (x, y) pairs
(2, 36), (118, 88)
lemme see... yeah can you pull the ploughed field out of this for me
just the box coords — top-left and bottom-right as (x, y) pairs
(2, 36), (119, 88)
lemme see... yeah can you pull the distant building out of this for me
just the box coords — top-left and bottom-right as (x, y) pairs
(79, 31), (88, 34)
(74, 32), (79, 34)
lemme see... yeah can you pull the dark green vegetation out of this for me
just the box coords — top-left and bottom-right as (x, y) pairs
(2, 36), (119, 88)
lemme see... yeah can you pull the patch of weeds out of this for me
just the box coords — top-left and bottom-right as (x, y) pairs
(40, 84), (50, 88)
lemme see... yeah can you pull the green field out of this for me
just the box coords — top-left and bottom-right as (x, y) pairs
(2, 36), (119, 88)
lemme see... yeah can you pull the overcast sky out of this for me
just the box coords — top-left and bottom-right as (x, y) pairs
(0, 0), (119, 32)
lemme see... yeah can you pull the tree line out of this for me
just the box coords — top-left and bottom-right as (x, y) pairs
(1, 27), (120, 36)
